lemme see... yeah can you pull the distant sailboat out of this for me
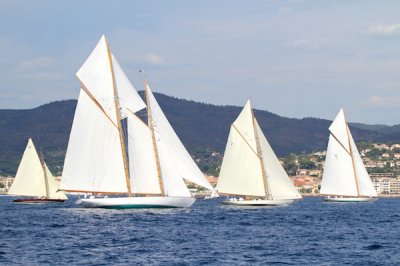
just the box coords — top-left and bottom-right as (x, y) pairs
(8, 138), (67, 203)
(60, 35), (213, 208)
(320, 109), (378, 202)
(216, 100), (302, 206)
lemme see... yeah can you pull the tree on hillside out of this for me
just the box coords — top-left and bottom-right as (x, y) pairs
(298, 158), (316, 169)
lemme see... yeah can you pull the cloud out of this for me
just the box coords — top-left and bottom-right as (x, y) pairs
(363, 95), (400, 108)
(14, 56), (56, 72)
(144, 53), (164, 64)
(368, 23), (400, 36)
(12, 56), (64, 81)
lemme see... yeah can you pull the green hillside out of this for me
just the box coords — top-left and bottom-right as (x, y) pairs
(0, 92), (399, 176)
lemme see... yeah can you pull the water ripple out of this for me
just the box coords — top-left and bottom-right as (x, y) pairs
(1, 197), (400, 265)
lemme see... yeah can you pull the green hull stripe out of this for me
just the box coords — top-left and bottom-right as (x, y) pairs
(100, 204), (180, 209)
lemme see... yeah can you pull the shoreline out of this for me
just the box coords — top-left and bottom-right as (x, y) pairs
(301, 193), (400, 198)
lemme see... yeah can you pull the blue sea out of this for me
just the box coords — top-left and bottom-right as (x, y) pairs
(0, 196), (399, 265)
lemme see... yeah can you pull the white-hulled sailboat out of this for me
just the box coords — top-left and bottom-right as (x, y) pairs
(8, 138), (68, 203)
(216, 100), (302, 206)
(320, 109), (378, 202)
(60, 35), (213, 208)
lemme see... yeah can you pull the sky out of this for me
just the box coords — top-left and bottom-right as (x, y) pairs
(0, 0), (399, 125)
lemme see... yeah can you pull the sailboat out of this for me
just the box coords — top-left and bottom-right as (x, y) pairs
(60, 35), (213, 208)
(320, 109), (378, 202)
(8, 138), (68, 203)
(216, 100), (302, 206)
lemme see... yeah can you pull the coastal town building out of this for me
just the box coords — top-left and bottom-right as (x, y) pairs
(0, 176), (14, 192)
(373, 178), (400, 194)
(281, 142), (400, 195)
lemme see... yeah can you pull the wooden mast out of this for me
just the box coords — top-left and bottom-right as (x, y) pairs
(105, 37), (132, 197)
(144, 79), (165, 196)
(344, 115), (360, 197)
(249, 100), (271, 200)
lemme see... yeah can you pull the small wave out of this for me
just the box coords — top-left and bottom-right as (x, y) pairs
(50, 223), (66, 228)
(364, 244), (384, 250)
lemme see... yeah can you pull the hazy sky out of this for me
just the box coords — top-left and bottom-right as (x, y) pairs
(1, 0), (399, 124)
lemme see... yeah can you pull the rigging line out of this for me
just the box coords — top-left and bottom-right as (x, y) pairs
(329, 132), (351, 156)
(77, 78), (118, 129)
(231, 124), (258, 157)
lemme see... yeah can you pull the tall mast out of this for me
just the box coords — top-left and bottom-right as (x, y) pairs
(105, 37), (132, 197)
(144, 79), (165, 196)
(40, 149), (50, 199)
(344, 116), (360, 197)
(250, 101), (271, 200)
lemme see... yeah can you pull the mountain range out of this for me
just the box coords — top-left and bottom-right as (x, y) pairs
(1, 92), (399, 175)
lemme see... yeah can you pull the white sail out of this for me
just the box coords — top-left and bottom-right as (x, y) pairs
(126, 113), (161, 195)
(216, 124), (266, 197)
(320, 109), (362, 197)
(328, 108), (350, 153)
(156, 140), (192, 197)
(111, 53), (146, 116)
(233, 100), (258, 151)
(43, 163), (68, 200)
(255, 120), (302, 200)
(146, 84), (213, 192)
(8, 139), (47, 197)
(8, 139), (67, 200)
(77, 36), (145, 118)
(76, 35), (118, 124)
(61, 90), (127, 193)
(348, 130), (377, 197)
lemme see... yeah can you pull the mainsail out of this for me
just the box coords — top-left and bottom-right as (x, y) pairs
(217, 101), (265, 196)
(320, 109), (377, 197)
(217, 100), (301, 200)
(8, 139), (67, 200)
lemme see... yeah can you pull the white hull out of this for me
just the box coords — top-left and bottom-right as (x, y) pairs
(223, 198), (294, 206)
(77, 196), (196, 209)
(324, 196), (378, 202)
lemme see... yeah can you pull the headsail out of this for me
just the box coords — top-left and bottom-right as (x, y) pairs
(255, 120), (302, 200)
(145, 83), (213, 195)
(111, 53), (146, 116)
(348, 127), (377, 197)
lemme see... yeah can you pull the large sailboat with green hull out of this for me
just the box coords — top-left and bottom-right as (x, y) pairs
(60, 35), (213, 208)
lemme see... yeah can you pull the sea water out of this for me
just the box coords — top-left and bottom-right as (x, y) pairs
(0, 196), (399, 265)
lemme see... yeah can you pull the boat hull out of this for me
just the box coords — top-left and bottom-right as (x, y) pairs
(324, 196), (377, 202)
(78, 196), (196, 209)
(13, 198), (65, 203)
(223, 199), (294, 206)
